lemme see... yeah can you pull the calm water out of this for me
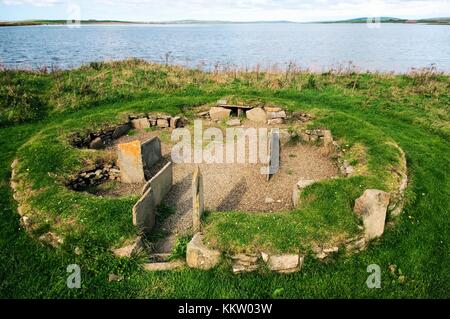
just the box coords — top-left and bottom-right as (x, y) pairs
(0, 23), (449, 72)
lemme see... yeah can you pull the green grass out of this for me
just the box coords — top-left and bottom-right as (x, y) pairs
(0, 60), (449, 298)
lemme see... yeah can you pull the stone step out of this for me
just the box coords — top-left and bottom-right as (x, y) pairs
(143, 260), (185, 272)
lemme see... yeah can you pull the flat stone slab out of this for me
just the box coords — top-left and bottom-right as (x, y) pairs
(218, 104), (254, 110)
(143, 261), (185, 271)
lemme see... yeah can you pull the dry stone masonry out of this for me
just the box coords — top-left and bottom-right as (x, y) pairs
(67, 163), (120, 191)
(69, 113), (185, 150)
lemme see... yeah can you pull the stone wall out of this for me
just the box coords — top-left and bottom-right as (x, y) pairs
(67, 163), (120, 191)
(69, 123), (131, 149)
(68, 113), (186, 150)
(142, 162), (173, 203)
(134, 162), (173, 234)
(133, 187), (158, 233)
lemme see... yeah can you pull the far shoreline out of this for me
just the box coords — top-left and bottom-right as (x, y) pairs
(1, 17), (449, 27)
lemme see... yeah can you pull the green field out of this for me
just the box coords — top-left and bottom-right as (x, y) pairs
(0, 60), (449, 298)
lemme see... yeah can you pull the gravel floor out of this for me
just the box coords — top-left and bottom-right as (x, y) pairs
(105, 121), (338, 253)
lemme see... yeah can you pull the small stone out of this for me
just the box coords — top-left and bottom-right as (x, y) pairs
(39, 232), (64, 247)
(198, 111), (210, 117)
(264, 106), (282, 112)
(341, 160), (355, 176)
(170, 116), (181, 128)
(108, 273), (124, 282)
(20, 216), (32, 228)
(267, 118), (284, 125)
(226, 119), (241, 126)
(157, 118), (170, 128)
(89, 137), (103, 149)
(266, 111), (287, 120)
(265, 197), (274, 204)
(231, 254), (259, 264)
(149, 118), (157, 126)
(232, 264), (259, 274)
(131, 118), (150, 129)
(143, 261), (184, 271)
(388, 264), (397, 274)
(323, 247), (339, 254)
(261, 252), (269, 263)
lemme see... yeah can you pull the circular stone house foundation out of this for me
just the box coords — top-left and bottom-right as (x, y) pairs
(10, 98), (408, 273)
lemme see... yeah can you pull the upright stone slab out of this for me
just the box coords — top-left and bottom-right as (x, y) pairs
(131, 118), (150, 129)
(267, 130), (281, 181)
(192, 166), (204, 232)
(354, 189), (391, 240)
(117, 140), (145, 184)
(141, 137), (162, 171)
(133, 187), (157, 233)
(246, 107), (267, 123)
(292, 179), (316, 207)
(142, 162), (173, 204)
(209, 107), (231, 121)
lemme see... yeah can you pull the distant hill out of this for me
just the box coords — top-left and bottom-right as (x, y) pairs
(1, 17), (449, 27)
(0, 19), (296, 27)
(319, 17), (450, 25)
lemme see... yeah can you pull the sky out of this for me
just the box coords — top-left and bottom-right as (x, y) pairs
(1, 0), (450, 22)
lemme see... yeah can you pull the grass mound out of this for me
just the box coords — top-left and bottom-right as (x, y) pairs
(0, 61), (449, 298)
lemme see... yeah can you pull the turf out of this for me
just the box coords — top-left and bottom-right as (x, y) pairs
(0, 60), (449, 298)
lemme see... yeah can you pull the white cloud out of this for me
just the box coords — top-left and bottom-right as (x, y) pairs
(2, 0), (450, 20)
(3, 0), (63, 6)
